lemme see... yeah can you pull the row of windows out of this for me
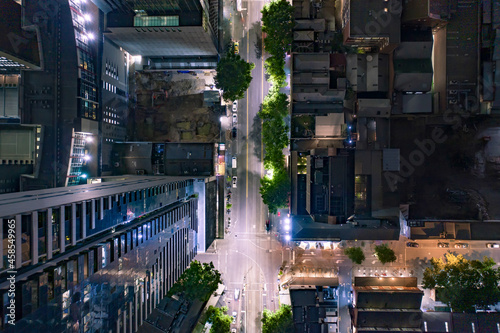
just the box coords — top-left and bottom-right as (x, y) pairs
(1, 180), (194, 270)
(105, 61), (119, 80)
(103, 81), (116, 93)
(77, 49), (95, 74)
(80, 80), (97, 101)
(79, 99), (97, 120)
(104, 111), (118, 118)
(104, 118), (119, 125)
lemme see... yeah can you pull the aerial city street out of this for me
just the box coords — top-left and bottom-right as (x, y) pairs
(1, 0), (500, 332)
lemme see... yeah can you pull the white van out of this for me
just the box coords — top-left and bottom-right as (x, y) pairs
(232, 156), (237, 168)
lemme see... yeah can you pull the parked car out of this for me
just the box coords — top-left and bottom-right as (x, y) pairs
(232, 311), (237, 323)
(454, 243), (469, 248)
(232, 127), (237, 138)
(232, 113), (237, 124)
(232, 156), (237, 168)
(406, 242), (419, 248)
(234, 289), (240, 300)
(232, 176), (237, 188)
(232, 101), (238, 112)
(487, 243), (500, 248)
(234, 41), (239, 54)
(438, 242), (449, 248)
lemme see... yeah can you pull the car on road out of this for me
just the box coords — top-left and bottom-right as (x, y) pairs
(487, 243), (500, 248)
(232, 311), (237, 323)
(234, 41), (239, 54)
(406, 242), (419, 248)
(232, 101), (238, 112)
(232, 127), (237, 138)
(232, 113), (237, 124)
(234, 289), (240, 300)
(455, 243), (468, 248)
(232, 176), (237, 188)
(438, 242), (449, 248)
(232, 156), (237, 168)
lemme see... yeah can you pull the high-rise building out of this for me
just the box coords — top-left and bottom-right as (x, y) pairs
(101, 0), (220, 70)
(0, 176), (202, 333)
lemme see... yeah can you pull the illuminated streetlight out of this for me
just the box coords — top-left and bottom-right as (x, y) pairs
(87, 32), (95, 40)
(83, 155), (91, 161)
(285, 218), (290, 224)
(85, 136), (93, 143)
(83, 13), (91, 22)
(284, 225), (290, 231)
(285, 235), (291, 241)
(81, 174), (88, 179)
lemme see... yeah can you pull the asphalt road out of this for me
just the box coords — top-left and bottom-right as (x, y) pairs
(198, 1), (283, 332)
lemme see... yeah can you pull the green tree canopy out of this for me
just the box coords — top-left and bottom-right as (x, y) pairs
(264, 56), (286, 87)
(261, 90), (289, 119)
(261, 0), (294, 57)
(344, 247), (365, 265)
(262, 304), (294, 333)
(215, 51), (255, 102)
(374, 244), (397, 264)
(260, 168), (290, 214)
(423, 253), (500, 312)
(167, 260), (222, 302)
(205, 306), (232, 333)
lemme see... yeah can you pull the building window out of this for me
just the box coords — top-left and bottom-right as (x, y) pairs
(21, 215), (31, 263)
(52, 209), (60, 252)
(65, 207), (72, 247)
(38, 211), (47, 256)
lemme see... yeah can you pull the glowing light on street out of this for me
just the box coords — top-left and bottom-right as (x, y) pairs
(87, 32), (95, 40)
(284, 225), (290, 231)
(285, 218), (290, 225)
(83, 13), (91, 22)
(83, 155), (91, 161)
(285, 235), (291, 241)
(81, 174), (87, 179)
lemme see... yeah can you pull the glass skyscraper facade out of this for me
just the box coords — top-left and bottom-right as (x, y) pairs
(0, 176), (199, 333)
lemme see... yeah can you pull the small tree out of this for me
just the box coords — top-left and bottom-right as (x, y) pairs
(215, 51), (255, 102)
(374, 244), (397, 264)
(423, 254), (500, 312)
(167, 260), (222, 302)
(262, 304), (293, 333)
(260, 168), (290, 214)
(344, 247), (365, 265)
(205, 306), (232, 333)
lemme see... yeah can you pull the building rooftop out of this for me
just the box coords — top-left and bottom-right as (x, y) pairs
(0, 1), (41, 71)
(291, 216), (400, 241)
(0, 176), (193, 217)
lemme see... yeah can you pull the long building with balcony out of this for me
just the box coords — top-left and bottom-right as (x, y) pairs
(0, 176), (205, 333)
